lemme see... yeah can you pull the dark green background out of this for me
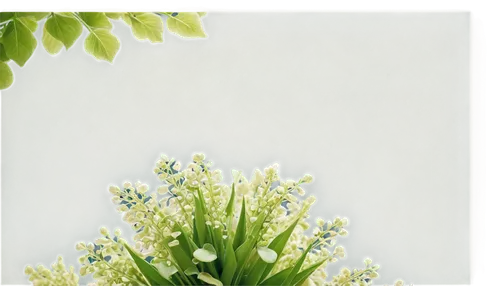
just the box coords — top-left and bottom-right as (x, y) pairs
(2, 13), (469, 285)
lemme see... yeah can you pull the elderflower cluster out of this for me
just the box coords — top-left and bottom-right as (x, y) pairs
(24, 153), (409, 286)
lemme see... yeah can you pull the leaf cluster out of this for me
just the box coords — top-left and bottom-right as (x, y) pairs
(0, 12), (207, 90)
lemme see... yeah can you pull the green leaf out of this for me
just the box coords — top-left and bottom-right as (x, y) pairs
(0, 12), (15, 23)
(259, 267), (293, 286)
(220, 237), (237, 285)
(163, 237), (197, 272)
(197, 272), (223, 286)
(194, 195), (207, 246)
(282, 244), (314, 286)
(128, 13), (163, 43)
(105, 13), (123, 20)
(257, 247), (278, 263)
(42, 24), (63, 55)
(0, 43), (10, 62)
(45, 13), (82, 49)
(123, 243), (171, 286)
(2, 18), (37, 67)
(260, 218), (300, 282)
(197, 12), (207, 18)
(17, 12), (50, 21)
(79, 12), (112, 29)
(193, 243), (217, 262)
(291, 258), (328, 286)
(166, 12), (206, 38)
(0, 61), (13, 90)
(84, 28), (120, 62)
(17, 17), (38, 32)
(233, 198), (246, 250)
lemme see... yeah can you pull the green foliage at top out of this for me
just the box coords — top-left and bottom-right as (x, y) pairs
(0, 12), (208, 90)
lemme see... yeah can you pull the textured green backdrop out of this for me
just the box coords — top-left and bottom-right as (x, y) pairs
(1, 12), (469, 285)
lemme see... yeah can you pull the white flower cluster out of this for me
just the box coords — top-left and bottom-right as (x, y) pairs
(24, 256), (78, 286)
(24, 153), (408, 286)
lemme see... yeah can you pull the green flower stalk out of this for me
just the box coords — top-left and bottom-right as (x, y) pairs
(25, 153), (406, 286)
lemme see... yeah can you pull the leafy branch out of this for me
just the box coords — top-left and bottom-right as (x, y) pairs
(0, 12), (207, 90)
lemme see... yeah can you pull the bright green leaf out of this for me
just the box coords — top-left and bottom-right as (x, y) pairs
(291, 258), (328, 286)
(259, 267), (293, 286)
(197, 272), (223, 286)
(45, 13), (82, 49)
(282, 244), (314, 286)
(260, 217), (301, 282)
(42, 23), (63, 55)
(166, 12), (206, 38)
(84, 28), (120, 62)
(233, 198), (246, 250)
(79, 12), (112, 29)
(2, 18), (37, 67)
(129, 13), (163, 43)
(220, 237), (237, 285)
(197, 12), (207, 18)
(0, 61), (13, 90)
(17, 17), (38, 32)
(257, 247), (278, 263)
(123, 243), (171, 286)
(105, 13), (123, 20)
(193, 243), (217, 262)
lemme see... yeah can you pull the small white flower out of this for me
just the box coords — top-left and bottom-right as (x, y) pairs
(157, 185), (169, 195)
(316, 217), (325, 227)
(363, 257), (373, 267)
(99, 225), (110, 236)
(160, 153), (169, 162)
(123, 182), (132, 189)
(113, 227), (123, 237)
(137, 184), (149, 194)
(191, 152), (207, 163)
(108, 186), (121, 195)
(75, 241), (87, 252)
(302, 173), (314, 185)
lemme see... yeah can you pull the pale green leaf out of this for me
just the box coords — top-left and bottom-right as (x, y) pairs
(257, 247), (278, 263)
(129, 13), (163, 43)
(45, 13), (82, 49)
(197, 272), (223, 286)
(156, 262), (178, 279)
(184, 266), (199, 276)
(0, 61), (14, 90)
(79, 12), (112, 29)
(121, 13), (132, 26)
(42, 24), (63, 55)
(105, 13), (123, 20)
(84, 28), (120, 62)
(2, 18), (37, 67)
(17, 16), (38, 32)
(166, 12), (206, 38)
(197, 12), (207, 18)
(193, 243), (217, 262)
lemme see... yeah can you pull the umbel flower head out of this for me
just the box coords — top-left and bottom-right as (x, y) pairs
(25, 153), (406, 286)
